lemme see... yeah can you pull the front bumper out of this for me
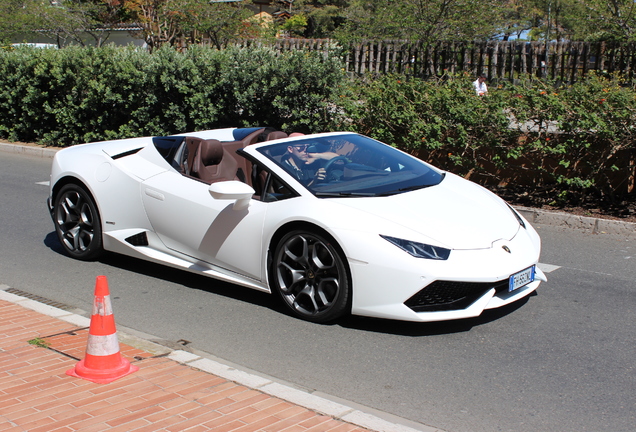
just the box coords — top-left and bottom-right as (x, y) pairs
(339, 225), (544, 322)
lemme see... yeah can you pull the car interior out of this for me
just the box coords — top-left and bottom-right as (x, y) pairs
(170, 128), (294, 201)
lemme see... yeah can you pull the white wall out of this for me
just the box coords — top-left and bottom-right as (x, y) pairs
(11, 30), (146, 49)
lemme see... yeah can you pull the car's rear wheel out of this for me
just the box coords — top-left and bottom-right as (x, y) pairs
(272, 230), (350, 323)
(53, 183), (103, 261)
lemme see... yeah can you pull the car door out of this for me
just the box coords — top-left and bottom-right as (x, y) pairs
(140, 171), (267, 282)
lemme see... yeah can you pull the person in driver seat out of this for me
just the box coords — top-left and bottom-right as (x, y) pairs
(281, 142), (338, 186)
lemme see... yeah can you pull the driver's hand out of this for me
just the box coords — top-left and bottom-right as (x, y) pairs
(314, 168), (326, 181)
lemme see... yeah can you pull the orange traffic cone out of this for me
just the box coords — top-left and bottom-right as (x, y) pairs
(66, 275), (138, 384)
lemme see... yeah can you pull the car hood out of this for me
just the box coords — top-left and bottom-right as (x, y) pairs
(333, 173), (520, 250)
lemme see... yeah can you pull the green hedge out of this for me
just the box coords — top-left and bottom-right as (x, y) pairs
(338, 73), (636, 199)
(0, 45), (634, 199)
(0, 45), (346, 145)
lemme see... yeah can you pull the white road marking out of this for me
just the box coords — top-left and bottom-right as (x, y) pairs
(36, 181), (50, 186)
(538, 263), (561, 273)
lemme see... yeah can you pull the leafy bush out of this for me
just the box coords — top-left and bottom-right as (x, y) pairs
(339, 73), (636, 199)
(0, 45), (346, 145)
(336, 73), (516, 172)
(502, 74), (636, 199)
(211, 46), (346, 132)
(0, 45), (633, 201)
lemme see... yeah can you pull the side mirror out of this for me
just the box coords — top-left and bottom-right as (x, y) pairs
(208, 181), (255, 210)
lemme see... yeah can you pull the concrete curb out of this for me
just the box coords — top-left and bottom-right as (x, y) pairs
(0, 141), (59, 158)
(515, 206), (636, 237)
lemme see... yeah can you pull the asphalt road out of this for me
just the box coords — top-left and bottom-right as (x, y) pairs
(1, 150), (635, 432)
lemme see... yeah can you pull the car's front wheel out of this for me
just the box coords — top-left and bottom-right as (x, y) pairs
(53, 183), (103, 261)
(272, 230), (350, 323)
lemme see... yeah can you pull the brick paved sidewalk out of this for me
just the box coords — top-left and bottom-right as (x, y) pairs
(0, 298), (373, 432)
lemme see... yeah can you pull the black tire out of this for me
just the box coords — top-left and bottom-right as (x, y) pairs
(53, 183), (103, 261)
(272, 230), (350, 323)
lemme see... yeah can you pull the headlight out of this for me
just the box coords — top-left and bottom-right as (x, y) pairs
(381, 235), (451, 260)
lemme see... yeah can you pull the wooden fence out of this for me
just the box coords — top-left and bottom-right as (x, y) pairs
(220, 38), (636, 82)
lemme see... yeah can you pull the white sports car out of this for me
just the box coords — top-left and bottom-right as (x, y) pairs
(48, 127), (545, 323)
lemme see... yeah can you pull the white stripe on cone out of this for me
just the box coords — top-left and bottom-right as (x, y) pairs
(85, 333), (121, 357)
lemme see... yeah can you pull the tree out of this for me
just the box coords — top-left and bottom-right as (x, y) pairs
(177, 0), (253, 49)
(281, 14), (307, 37)
(335, 0), (505, 45)
(38, 0), (126, 47)
(565, 0), (636, 42)
(0, 0), (48, 45)
(122, 0), (255, 51)
(495, 0), (636, 43)
(1, 1), (21, 44)
(121, 0), (187, 50)
(291, 0), (349, 38)
(494, 0), (544, 41)
(2, 0), (127, 48)
(519, 0), (576, 42)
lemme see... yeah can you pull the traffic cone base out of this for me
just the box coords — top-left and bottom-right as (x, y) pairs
(67, 357), (138, 384)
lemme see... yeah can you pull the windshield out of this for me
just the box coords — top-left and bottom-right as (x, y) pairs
(258, 134), (444, 197)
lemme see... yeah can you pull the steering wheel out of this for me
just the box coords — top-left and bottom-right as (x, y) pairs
(322, 156), (350, 182)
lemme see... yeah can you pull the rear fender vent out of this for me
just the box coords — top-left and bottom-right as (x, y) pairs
(111, 147), (143, 160)
(125, 232), (149, 247)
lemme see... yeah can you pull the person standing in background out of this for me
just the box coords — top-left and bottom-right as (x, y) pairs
(473, 75), (488, 96)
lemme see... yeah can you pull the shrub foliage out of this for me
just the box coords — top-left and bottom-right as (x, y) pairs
(0, 46), (634, 201)
(339, 73), (636, 200)
(0, 45), (346, 144)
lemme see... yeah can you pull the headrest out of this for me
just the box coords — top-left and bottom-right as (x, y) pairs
(267, 131), (288, 141)
(199, 139), (223, 165)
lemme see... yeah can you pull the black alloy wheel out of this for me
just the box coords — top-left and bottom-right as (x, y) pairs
(272, 230), (350, 323)
(53, 183), (103, 261)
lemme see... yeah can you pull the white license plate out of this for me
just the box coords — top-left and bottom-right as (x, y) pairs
(509, 266), (535, 292)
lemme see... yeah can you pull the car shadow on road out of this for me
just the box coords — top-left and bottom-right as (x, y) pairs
(44, 231), (67, 255)
(44, 231), (281, 310)
(338, 296), (533, 336)
(106, 252), (282, 308)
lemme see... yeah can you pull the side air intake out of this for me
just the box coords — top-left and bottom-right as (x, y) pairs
(125, 232), (149, 247)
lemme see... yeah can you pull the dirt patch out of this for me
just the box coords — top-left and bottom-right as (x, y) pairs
(488, 185), (636, 224)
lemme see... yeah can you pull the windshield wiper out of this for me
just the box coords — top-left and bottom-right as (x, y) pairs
(378, 173), (446, 196)
(399, 184), (434, 192)
(377, 184), (434, 196)
(314, 192), (377, 197)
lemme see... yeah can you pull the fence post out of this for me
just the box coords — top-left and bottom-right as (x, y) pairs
(581, 42), (589, 78)
(217, 38), (626, 81)
(570, 42), (580, 83)
(597, 42), (605, 72)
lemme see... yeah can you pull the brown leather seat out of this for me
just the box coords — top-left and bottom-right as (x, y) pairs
(189, 129), (288, 186)
(182, 137), (203, 177)
(264, 131), (288, 141)
(219, 128), (287, 185)
(191, 139), (239, 184)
